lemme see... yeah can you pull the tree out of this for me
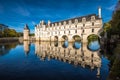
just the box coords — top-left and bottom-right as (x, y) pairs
(110, 10), (120, 35)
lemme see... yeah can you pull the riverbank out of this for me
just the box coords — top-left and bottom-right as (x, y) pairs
(107, 41), (120, 80)
(0, 37), (21, 43)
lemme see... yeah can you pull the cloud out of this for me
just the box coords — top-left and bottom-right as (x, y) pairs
(10, 1), (31, 17)
(106, 4), (116, 11)
(14, 6), (30, 17)
(32, 21), (36, 26)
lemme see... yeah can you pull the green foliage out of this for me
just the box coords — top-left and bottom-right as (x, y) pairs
(103, 10), (120, 38)
(103, 22), (111, 32)
(3, 29), (18, 37)
(30, 33), (34, 36)
(87, 34), (99, 43)
(110, 10), (120, 35)
(73, 35), (81, 41)
(109, 44), (120, 79)
(0, 24), (24, 37)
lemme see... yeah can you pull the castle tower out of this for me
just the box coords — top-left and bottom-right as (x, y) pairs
(98, 6), (102, 18)
(23, 24), (30, 40)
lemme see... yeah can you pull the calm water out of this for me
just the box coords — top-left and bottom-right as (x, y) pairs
(0, 41), (110, 80)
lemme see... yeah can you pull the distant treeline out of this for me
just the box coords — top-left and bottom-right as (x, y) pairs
(0, 24), (34, 38)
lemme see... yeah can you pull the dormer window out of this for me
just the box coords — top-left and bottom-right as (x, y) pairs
(69, 20), (72, 25)
(63, 21), (66, 25)
(55, 23), (57, 26)
(75, 19), (78, 24)
(52, 24), (54, 27)
(91, 16), (95, 21)
(82, 17), (86, 23)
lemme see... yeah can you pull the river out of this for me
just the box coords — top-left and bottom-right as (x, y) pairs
(0, 41), (110, 80)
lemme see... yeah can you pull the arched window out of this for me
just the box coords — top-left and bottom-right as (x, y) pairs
(75, 19), (78, 24)
(82, 18), (86, 23)
(91, 16), (95, 21)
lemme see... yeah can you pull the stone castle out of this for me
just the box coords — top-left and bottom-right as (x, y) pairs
(24, 7), (103, 42)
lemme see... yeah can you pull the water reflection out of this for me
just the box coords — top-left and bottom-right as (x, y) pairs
(88, 41), (100, 51)
(73, 41), (81, 49)
(34, 41), (101, 76)
(23, 41), (30, 55)
(0, 43), (18, 56)
(62, 40), (69, 48)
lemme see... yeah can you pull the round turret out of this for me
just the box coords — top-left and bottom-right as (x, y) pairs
(23, 24), (30, 40)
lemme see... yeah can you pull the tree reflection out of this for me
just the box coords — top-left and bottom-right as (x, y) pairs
(0, 43), (18, 56)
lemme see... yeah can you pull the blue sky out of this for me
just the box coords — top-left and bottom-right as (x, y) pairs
(0, 0), (118, 33)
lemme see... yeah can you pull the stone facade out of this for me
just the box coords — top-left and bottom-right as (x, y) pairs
(35, 7), (103, 42)
(24, 24), (30, 40)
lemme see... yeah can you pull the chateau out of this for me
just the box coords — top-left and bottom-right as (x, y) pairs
(34, 7), (103, 42)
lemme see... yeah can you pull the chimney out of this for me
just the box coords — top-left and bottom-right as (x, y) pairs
(98, 6), (102, 18)
(48, 20), (51, 25)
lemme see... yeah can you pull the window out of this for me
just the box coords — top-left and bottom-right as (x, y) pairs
(92, 29), (94, 33)
(83, 24), (85, 27)
(83, 29), (84, 33)
(75, 25), (77, 28)
(92, 22), (94, 26)
(75, 30), (77, 33)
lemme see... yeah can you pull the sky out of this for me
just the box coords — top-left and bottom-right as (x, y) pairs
(0, 0), (118, 33)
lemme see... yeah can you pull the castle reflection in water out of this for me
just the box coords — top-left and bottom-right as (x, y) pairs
(24, 41), (101, 77)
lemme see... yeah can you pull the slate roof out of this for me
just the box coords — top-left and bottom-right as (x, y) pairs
(51, 14), (100, 25)
(24, 24), (29, 30)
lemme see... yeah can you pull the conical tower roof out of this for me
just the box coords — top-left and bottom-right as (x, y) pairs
(24, 24), (29, 30)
